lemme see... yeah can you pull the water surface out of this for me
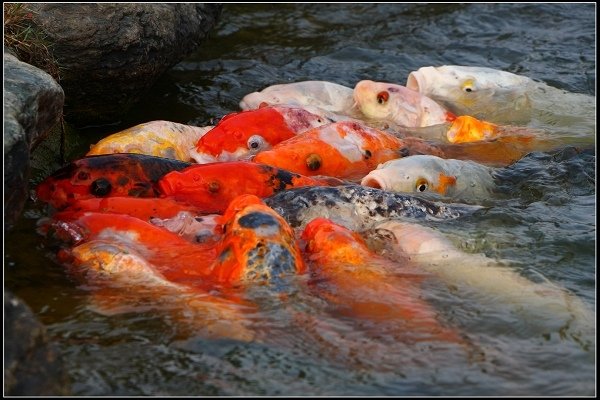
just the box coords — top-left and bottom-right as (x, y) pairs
(5, 3), (596, 396)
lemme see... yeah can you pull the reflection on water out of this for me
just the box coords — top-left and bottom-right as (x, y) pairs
(5, 3), (595, 396)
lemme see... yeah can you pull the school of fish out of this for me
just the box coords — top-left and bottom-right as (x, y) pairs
(36, 65), (594, 346)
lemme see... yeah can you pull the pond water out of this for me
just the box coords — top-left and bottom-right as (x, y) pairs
(5, 3), (596, 396)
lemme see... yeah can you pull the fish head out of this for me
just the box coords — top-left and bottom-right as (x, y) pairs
(301, 217), (370, 265)
(361, 155), (457, 196)
(213, 195), (305, 288)
(157, 162), (270, 213)
(35, 155), (174, 210)
(252, 130), (348, 177)
(354, 80), (453, 127)
(192, 106), (327, 164)
(406, 65), (531, 118)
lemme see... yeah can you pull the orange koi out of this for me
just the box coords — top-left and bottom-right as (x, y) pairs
(301, 217), (463, 343)
(190, 105), (331, 163)
(66, 197), (204, 221)
(207, 194), (306, 288)
(36, 154), (191, 210)
(58, 238), (256, 341)
(157, 161), (343, 214)
(46, 211), (218, 285)
(252, 121), (409, 181)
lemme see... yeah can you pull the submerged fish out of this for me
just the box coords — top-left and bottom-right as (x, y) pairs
(157, 161), (344, 214)
(239, 80), (358, 117)
(353, 80), (456, 128)
(361, 155), (497, 202)
(264, 184), (479, 231)
(301, 217), (463, 343)
(36, 154), (191, 210)
(58, 238), (256, 341)
(406, 65), (596, 134)
(87, 120), (213, 161)
(44, 210), (218, 284)
(207, 194), (306, 289)
(375, 221), (595, 335)
(190, 105), (332, 163)
(253, 121), (409, 181)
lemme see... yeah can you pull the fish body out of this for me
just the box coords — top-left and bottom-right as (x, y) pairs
(66, 197), (204, 221)
(301, 218), (462, 342)
(264, 184), (477, 231)
(207, 195), (306, 289)
(36, 154), (191, 210)
(406, 65), (596, 133)
(361, 155), (497, 202)
(59, 238), (256, 341)
(239, 80), (357, 117)
(157, 161), (343, 214)
(406, 65), (533, 124)
(253, 121), (408, 181)
(375, 221), (595, 335)
(190, 105), (332, 163)
(87, 120), (213, 161)
(45, 211), (218, 284)
(353, 80), (456, 127)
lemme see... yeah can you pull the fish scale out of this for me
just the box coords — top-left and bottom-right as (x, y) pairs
(264, 184), (480, 231)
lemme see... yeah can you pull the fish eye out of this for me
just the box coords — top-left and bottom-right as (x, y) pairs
(306, 154), (322, 171)
(247, 134), (266, 151)
(415, 178), (429, 192)
(90, 178), (112, 197)
(376, 91), (389, 104)
(462, 78), (475, 93)
(207, 181), (220, 193)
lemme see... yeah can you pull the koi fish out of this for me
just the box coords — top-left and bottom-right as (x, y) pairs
(264, 184), (479, 231)
(301, 217), (463, 343)
(353, 80), (456, 128)
(374, 221), (595, 335)
(66, 197), (205, 221)
(87, 120), (213, 161)
(206, 194), (306, 289)
(58, 239), (256, 341)
(190, 105), (332, 163)
(157, 161), (344, 214)
(44, 210), (218, 284)
(253, 121), (409, 181)
(361, 155), (497, 202)
(239, 80), (358, 117)
(36, 154), (191, 210)
(406, 65), (596, 134)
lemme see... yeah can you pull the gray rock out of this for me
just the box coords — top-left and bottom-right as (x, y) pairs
(4, 50), (64, 231)
(4, 291), (70, 396)
(26, 3), (223, 126)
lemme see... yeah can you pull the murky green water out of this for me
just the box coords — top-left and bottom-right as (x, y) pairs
(5, 3), (596, 396)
